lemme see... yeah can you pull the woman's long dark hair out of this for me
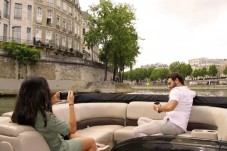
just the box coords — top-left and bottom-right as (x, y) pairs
(11, 76), (52, 127)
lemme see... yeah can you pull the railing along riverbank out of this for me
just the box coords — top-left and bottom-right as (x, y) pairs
(132, 85), (227, 96)
(132, 85), (227, 90)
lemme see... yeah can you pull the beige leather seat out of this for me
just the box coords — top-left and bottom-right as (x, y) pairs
(0, 117), (50, 151)
(0, 141), (14, 151)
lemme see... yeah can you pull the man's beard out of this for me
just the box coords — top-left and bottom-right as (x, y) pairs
(170, 82), (177, 90)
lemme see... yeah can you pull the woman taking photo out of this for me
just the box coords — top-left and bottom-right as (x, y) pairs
(11, 75), (96, 151)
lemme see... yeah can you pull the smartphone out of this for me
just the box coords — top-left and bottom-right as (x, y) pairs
(60, 92), (68, 100)
(154, 101), (160, 105)
(154, 101), (161, 113)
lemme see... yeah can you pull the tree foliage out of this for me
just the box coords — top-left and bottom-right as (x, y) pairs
(85, 0), (140, 81)
(208, 65), (218, 77)
(150, 68), (170, 81)
(2, 41), (40, 65)
(169, 61), (192, 79)
(223, 67), (227, 75)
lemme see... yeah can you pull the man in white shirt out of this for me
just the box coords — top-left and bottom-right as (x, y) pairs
(133, 72), (196, 137)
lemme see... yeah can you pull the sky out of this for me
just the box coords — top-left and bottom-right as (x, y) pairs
(79, 0), (227, 68)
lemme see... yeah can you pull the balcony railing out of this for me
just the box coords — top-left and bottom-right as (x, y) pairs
(46, 23), (52, 27)
(0, 36), (33, 45)
(14, 16), (22, 20)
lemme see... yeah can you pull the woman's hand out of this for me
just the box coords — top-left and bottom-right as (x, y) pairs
(67, 90), (75, 105)
(51, 91), (61, 105)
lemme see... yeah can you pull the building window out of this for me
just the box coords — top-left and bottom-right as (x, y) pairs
(68, 19), (72, 32)
(47, 0), (53, 4)
(62, 36), (66, 47)
(27, 5), (32, 20)
(69, 6), (72, 15)
(56, 15), (60, 25)
(56, 0), (61, 7)
(55, 33), (60, 47)
(68, 38), (72, 49)
(63, 2), (67, 11)
(3, 24), (8, 41)
(26, 27), (31, 44)
(35, 28), (42, 41)
(27, 27), (31, 40)
(36, 7), (42, 23)
(3, 0), (9, 18)
(56, 15), (60, 29)
(77, 42), (79, 50)
(46, 31), (52, 44)
(74, 22), (77, 35)
(12, 26), (21, 43)
(14, 3), (22, 19)
(46, 9), (52, 26)
(63, 18), (66, 30)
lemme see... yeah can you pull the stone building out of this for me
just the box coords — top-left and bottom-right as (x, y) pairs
(141, 63), (168, 69)
(0, 0), (10, 41)
(82, 11), (99, 62)
(0, 0), (84, 57)
(188, 58), (227, 77)
(189, 58), (222, 70)
(220, 59), (227, 77)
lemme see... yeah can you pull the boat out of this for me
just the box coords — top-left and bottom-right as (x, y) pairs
(1, 93), (227, 151)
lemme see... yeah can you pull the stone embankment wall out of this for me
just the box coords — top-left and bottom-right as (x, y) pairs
(0, 55), (113, 94)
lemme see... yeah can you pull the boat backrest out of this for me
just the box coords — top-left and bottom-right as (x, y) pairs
(0, 117), (50, 151)
(53, 103), (128, 129)
(126, 101), (166, 126)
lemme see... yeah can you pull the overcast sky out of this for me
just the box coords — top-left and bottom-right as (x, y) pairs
(80, 0), (227, 68)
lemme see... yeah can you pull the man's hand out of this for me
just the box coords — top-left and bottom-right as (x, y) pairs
(153, 103), (161, 112)
(154, 100), (178, 112)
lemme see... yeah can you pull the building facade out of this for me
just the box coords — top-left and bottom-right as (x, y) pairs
(82, 11), (99, 62)
(0, 0), (84, 57)
(141, 63), (168, 69)
(188, 58), (227, 77)
(0, 0), (11, 41)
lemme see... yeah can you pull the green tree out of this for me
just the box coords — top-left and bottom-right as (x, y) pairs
(2, 41), (40, 64)
(150, 68), (170, 81)
(131, 68), (147, 81)
(192, 69), (200, 78)
(2, 41), (40, 78)
(146, 67), (155, 79)
(169, 61), (192, 79)
(85, 0), (139, 81)
(192, 68), (207, 79)
(208, 65), (218, 77)
(201, 67), (208, 77)
(223, 67), (227, 75)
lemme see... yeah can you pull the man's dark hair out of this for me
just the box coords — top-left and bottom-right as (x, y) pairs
(11, 75), (52, 127)
(167, 72), (184, 85)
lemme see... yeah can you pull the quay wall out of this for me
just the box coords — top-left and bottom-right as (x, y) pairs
(0, 55), (113, 94)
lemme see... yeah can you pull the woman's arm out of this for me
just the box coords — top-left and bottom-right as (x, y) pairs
(67, 90), (76, 134)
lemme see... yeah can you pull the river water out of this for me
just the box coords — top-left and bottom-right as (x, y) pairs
(1, 89), (227, 115)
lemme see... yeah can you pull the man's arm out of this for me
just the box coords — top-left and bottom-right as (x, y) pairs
(153, 100), (178, 112)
